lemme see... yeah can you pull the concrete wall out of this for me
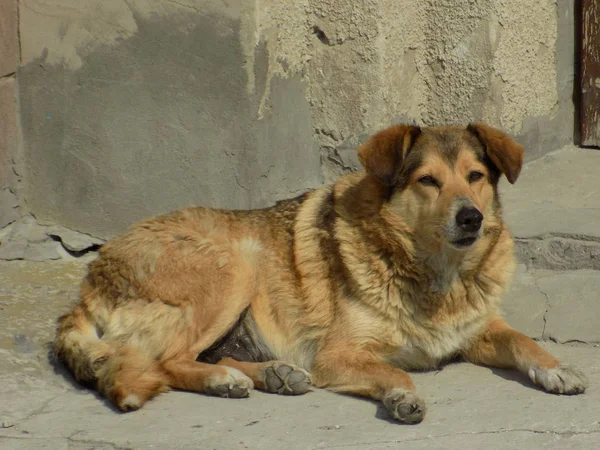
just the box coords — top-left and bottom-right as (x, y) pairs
(12, 0), (577, 238)
(0, 0), (20, 228)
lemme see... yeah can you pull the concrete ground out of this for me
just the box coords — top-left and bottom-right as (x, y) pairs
(2, 145), (600, 449)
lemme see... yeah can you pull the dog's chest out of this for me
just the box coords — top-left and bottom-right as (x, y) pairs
(346, 243), (506, 370)
(386, 282), (498, 370)
(389, 315), (488, 370)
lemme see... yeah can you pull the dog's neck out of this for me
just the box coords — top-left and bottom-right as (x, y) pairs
(360, 207), (509, 300)
(417, 251), (463, 293)
(331, 172), (513, 299)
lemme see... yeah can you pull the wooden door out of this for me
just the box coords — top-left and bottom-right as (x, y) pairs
(581, 0), (600, 147)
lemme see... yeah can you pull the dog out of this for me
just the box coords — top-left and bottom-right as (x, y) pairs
(54, 123), (588, 424)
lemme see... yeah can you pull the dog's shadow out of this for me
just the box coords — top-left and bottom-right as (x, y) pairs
(354, 364), (542, 425)
(45, 345), (543, 419)
(374, 403), (407, 424)
(489, 366), (539, 390)
(440, 359), (540, 390)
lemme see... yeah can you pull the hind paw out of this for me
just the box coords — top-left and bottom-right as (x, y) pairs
(204, 367), (254, 398)
(262, 362), (312, 395)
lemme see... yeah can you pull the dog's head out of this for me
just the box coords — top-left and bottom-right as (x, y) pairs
(358, 123), (523, 252)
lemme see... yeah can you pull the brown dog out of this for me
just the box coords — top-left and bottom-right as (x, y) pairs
(54, 123), (588, 424)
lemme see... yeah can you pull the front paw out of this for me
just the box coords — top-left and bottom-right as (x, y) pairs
(528, 364), (589, 395)
(382, 388), (426, 424)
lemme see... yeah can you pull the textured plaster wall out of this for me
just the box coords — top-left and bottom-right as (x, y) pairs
(16, 0), (573, 237)
(18, 0), (323, 238)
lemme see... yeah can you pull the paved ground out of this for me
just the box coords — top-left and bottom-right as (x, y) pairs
(1, 145), (600, 449)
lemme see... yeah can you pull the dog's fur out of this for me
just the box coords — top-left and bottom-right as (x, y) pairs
(54, 123), (588, 423)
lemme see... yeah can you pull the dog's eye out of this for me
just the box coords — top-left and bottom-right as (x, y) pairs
(468, 171), (484, 183)
(418, 175), (438, 187)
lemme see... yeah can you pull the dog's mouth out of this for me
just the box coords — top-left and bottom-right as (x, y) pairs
(451, 236), (478, 248)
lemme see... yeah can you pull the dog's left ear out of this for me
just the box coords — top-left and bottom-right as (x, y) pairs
(467, 122), (524, 184)
(358, 125), (422, 186)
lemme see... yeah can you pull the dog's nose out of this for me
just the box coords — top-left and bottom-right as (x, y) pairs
(456, 207), (483, 232)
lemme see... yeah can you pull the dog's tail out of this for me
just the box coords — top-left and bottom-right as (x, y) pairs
(54, 304), (169, 411)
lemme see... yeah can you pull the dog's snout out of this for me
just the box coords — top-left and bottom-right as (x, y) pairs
(456, 207), (483, 232)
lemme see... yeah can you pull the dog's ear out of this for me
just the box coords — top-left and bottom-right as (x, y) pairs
(467, 123), (524, 184)
(358, 125), (422, 186)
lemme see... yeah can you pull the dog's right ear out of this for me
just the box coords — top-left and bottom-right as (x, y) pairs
(358, 125), (422, 186)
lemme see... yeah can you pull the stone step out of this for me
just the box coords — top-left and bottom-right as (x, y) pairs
(499, 145), (600, 343)
(500, 145), (600, 270)
(504, 266), (600, 344)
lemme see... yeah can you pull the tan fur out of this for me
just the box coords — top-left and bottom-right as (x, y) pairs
(357, 125), (422, 185)
(54, 124), (587, 423)
(467, 122), (524, 184)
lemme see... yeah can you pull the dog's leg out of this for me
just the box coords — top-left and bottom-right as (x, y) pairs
(462, 317), (588, 394)
(216, 357), (312, 395)
(161, 358), (254, 398)
(311, 351), (426, 424)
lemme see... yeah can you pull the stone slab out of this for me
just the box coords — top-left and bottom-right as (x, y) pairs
(0, 260), (599, 449)
(515, 236), (600, 271)
(1, 217), (103, 261)
(503, 267), (600, 344)
(502, 264), (547, 339)
(0, 344), (598, 450)
(538, 270), (600, 343)
(500, 146), (600, 239)
(0, 239), (26, 260)
(9, 216), (47, 242)
(22, 240), (62, 261)
(45, 225), (105, 252)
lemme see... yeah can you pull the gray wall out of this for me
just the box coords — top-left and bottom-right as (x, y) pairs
(14, 0), (578, 238)
(0, 0), (19, 228)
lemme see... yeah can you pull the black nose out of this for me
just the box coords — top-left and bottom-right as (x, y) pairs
(456, 207), (483, 232)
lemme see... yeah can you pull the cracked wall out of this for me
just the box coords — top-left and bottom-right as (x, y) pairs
(0, 0), (21, 229)
(15, 0), (574, 237)
(18, 0), (323, 238)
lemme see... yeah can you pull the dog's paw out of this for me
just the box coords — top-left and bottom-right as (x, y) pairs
(382, 388), (426, 424)
(263, 362), (312, 395)
(204, 367), (254, 398)
(528, 364), (589, 395)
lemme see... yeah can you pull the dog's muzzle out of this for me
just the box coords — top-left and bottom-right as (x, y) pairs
(456, 207), (483, 233)
(448, 205), (483, 248)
